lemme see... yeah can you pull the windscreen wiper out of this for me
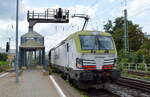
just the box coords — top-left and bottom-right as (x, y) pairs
(91, 35), (98, 53)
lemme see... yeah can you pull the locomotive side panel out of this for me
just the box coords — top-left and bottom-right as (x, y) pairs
(50, 42), (67, 71)
(57, 43), (66, 67)
(67, 39), (79, 69)
(50, 38), (79, 72)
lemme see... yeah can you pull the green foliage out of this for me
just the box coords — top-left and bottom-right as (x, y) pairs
(103, 20), (113, 34)
(0, 61), (9, 65)
(144, 56), (150, 63)
(48, 66), (52, 75)
(0, 53), (8, 61)
(136, 40), (150, 64)
(137, 63), (145, 70)
(104, 17), (146, 51)
(123, 72), (150, 81)
(117, 50), (136, 63)
(104, 17), (150, 64)
(0, 61), (10, 72)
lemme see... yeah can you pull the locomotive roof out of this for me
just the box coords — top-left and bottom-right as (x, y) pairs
(66, 30), (111, 40)
(50, 30), (112, 51)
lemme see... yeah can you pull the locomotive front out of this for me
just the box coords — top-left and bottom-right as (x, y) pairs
(74, 31), (120, 85)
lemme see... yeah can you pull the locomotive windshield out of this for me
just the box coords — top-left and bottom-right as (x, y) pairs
(80, 35), (114, 50)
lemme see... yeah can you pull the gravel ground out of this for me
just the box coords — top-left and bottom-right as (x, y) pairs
(83, 88), (120, 97)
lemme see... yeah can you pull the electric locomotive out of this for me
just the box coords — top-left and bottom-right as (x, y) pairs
(49, 30), (120, 88)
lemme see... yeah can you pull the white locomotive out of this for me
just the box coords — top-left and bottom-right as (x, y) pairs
(49, 30), (120, 88)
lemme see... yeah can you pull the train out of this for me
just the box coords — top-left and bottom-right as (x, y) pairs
(49, 30), (120, 88)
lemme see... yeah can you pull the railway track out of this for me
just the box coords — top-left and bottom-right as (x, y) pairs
(103, 77), (150, 97)
(74, 77), (150, 97)
(127, 70), (150, 77)
(82, 88), (119, 97)
(117, 77), (150, 93)
(60, 72), (150, 97)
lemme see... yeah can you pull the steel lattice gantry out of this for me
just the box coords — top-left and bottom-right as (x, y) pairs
(19, 31), (46, 69)
(27, 8), (69, 31)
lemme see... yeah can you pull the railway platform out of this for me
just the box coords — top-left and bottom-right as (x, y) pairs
(0, 69), (60, 97)
(0, 69), (82, 97)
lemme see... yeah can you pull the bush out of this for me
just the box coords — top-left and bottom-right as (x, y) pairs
(117, 50), (137, 63)
(0, 53), (8, 61)
(138, 63), (145, 70)
(0, 61), (10, 72)
(144, 55), (150, 64)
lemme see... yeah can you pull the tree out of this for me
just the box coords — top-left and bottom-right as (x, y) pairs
(104, 20), (113, 34)
(136, 40), (150, 63)
(104, 17), (146, 52)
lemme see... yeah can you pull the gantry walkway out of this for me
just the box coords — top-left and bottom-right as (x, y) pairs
(0, 70), (60, 97)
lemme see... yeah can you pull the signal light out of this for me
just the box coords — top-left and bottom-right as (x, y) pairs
(6, 42), (10, 52)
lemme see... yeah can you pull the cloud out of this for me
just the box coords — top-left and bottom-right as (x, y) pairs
(0, 0), (16, 20)
(103, 0), (150, 19)
(127, 0), (150, 17)
(25, 4), (99, 51)
(1, 0), (150, 51)
(0, 1), (100, 51)
(108, 0), (116, 2)
(0, 0), (27, 20)
(108, 0), (122, 3)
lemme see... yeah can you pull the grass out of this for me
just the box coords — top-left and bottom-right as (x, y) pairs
(72, 86), (89, 97)
(79, 91), (89, 97)
(121, 69), (150, 81)
(0, 61), (9, 65)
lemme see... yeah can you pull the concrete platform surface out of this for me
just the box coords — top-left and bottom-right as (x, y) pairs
(0, 70), (60, 97)
(52, 75), (82, 97)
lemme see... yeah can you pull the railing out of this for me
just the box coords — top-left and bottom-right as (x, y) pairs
(27, 8), (69, 22)
(118, 63), (150, 72)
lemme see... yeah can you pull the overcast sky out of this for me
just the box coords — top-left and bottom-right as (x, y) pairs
(0, 0), (150, 51)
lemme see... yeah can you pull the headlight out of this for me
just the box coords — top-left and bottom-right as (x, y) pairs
(76, 58), (83, 68)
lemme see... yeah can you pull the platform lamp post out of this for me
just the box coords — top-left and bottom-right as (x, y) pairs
(15, 0), (19, 83)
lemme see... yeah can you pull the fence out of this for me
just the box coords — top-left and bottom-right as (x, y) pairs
(118, 63), (150, 72)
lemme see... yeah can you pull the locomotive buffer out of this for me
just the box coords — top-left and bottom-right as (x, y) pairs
(27, 8), (69, 31)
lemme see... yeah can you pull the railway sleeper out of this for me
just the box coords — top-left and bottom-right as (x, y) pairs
(104, 83), (150, 97)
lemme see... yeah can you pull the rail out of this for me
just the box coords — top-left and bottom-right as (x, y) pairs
(27, 8), (69, 22)
(117, 77), (150, 93)
(127, 70), (150, 77)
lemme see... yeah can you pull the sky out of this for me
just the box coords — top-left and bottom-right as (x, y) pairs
(0, 0), (150, 52)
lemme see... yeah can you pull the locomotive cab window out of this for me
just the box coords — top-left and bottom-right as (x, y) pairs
(80, 35), (114, 50)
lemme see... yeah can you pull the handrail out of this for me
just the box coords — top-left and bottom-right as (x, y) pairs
(27, 8), (69, 21)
